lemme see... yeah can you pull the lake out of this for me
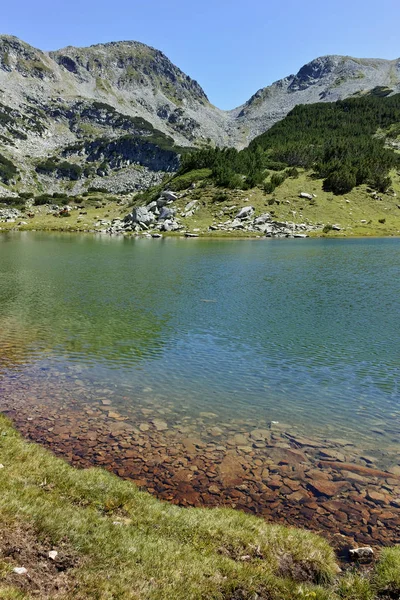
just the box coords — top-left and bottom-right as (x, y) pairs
(1, 232), (399, 546)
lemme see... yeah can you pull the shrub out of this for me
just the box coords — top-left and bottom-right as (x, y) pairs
(212, 191), (228, 203)
(370, 174), (392, 193)
(323, 169), (357, 195)
(378, 218), (386, 224)
(285, 167), (299, 178)
(0, 153), (18, 183)
(323, 224), (334, 233)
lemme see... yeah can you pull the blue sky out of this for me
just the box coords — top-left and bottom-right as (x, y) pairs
(2, 0), (400, 109)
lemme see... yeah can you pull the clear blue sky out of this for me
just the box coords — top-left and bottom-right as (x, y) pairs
(2, 0), (400, 110)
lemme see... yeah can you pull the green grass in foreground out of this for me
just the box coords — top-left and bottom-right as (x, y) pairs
(0, 417), (399, 598)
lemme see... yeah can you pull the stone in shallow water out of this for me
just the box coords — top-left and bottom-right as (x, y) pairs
(307, 479), (348, 498)
(321, 450), (348, 463)
(267, 448), (307, 465)
(152, 419), (168, 431)
(250, 429), (271, 442)
(366, 490), (388, 505)
(218, 454), (246, 487)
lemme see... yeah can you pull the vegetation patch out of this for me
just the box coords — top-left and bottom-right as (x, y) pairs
(179, 93), (400, 195)
(36, 158), (83, 180)
(0, 153), (18, 184)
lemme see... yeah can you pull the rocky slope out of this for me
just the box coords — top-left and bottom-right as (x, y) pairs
(0, 35), (399, 195)
(231, 55), (400, 144)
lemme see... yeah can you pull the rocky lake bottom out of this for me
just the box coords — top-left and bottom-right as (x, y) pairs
(0, 233), (399, 551)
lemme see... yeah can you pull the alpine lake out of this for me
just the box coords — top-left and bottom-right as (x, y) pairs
(1, 232), (399, 548)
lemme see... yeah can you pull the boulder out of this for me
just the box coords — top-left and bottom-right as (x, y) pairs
(158, 206), (175, 221)
(307, 479), (349, 497)
(127, 207), (155, 226)
(254, 213), (271, 224)
(184, 199), (198, 212)
(218, 454), (246, 487)
(300, 192), (313, 200)
(156, 197), (169, 208)
(161, 190), (178, 202)
(147, 201), (159, 213)
(236, 206), (254, 219)
(160, 219), (180, 232)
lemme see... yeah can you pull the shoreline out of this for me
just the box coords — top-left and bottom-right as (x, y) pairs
(2, 390), (399, 552)
(2, 412), (400, 600)
(1, 225), (400, 240)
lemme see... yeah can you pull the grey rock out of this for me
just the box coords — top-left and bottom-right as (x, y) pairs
(236, 206), (254, 219)
(331, 224), (341, 230)
(147, 200), (159, 213)
(300, 192), (313, 200)
(160, 219), (180, 232)
(0, 207), (22, 221)
(129, 206), (155, 225)
(184, 199), (198, 212)
(158, 206), (175, 220)
(161, 190), (178, 202)
(254, 213), (271, 224)
(156, 197), (169, 208)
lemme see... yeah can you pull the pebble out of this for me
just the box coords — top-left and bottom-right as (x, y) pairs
(13, 567), (27, 575)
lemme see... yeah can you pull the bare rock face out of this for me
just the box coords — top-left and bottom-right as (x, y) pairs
(0, 34), (400, 195)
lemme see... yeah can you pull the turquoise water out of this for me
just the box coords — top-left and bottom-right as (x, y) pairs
(0, 232), (399, 451)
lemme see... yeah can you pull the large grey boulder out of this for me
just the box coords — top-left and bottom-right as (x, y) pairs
(156, 197), (169, 208)
(147, 200), (159, 213)
(160, 219), (180, 232)
(254, 213), (271, 225)
(161, 190), (178, 202)
(158, 206), (175, 221)
(236, 206), (254, 219)
(127, 206), (155, 225)
(300, 192), (313, 200)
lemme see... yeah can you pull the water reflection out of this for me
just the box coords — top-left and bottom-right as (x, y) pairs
(0, 233), (399, 449)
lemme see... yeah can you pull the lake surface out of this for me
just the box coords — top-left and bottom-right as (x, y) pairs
(0, 232), (399, 545)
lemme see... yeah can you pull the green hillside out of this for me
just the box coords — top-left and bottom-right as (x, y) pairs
(180, 92), (400, 196)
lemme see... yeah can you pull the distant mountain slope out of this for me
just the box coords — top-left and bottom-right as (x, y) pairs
(231, 55), (400, 144)
(0, 35), (399, 195)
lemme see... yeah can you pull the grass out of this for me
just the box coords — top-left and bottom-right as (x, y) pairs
(0, 415), (399, 598)
(0, 414), (339, 599)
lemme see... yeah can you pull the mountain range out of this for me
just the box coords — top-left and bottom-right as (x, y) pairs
(1, 34), (399, 195)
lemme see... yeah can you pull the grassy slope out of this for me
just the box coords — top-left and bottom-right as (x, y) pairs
(1, 167), (400, 236)
(166, 168), (400, 237)
(0, 416), (399, 599)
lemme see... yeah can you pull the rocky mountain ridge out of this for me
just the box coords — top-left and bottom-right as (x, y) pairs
(0, 34), (399, 195)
